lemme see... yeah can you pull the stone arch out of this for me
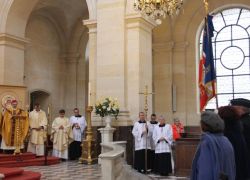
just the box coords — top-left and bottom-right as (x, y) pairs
(28, 6), (68, 53)
(0, 0), (96, 37)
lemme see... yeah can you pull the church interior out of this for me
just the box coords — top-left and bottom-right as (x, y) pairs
(0, 0), (250, 179)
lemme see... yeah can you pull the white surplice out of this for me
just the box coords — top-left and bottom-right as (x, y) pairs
(132, 121), (151, 151)
(148, 122), (159, 150)
(69, 115), (86, 142)
(153, 124), (173, 153)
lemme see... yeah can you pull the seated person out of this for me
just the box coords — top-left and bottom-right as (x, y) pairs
(172, 118), (184, 141)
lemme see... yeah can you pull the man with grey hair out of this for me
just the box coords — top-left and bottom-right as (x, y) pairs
(153, 115), (173, 176)
(191, 111), (236, 180)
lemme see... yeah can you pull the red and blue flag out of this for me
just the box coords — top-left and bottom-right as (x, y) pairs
(199, 15), (216, 111)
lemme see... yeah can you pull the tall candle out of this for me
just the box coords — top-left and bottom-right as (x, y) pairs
(47, 105), (50, 115)
(88, 82), (91, 106)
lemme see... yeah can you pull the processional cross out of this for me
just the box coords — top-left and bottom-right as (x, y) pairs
(139, 85), (155, 173)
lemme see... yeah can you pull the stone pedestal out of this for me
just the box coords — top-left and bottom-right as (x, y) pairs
(98, 127), (116, 143)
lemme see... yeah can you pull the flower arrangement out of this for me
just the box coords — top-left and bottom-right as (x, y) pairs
(95, 97), (119, 118)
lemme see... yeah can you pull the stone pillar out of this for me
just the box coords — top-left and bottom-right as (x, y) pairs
(173, 41), (189, 124)
(96, 0), (127, 109)
(98, 127), (116, 143)
(85, 0), (155, 124)
(153, 42), (174, 122)
(126, 15), (156, 121)
(62, 53), (82, 114)
(0, 33), (29, 85)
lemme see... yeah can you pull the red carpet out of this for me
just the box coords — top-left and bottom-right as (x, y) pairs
(0, 152), (60, 167)
(0, 167), (41, 180)
(0, 152), (61, 179)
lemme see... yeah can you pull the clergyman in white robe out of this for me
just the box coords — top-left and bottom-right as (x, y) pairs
(69, 108), (86, 160)
(27, 105), (47, 156)
(148, 113), (158, 171)
(153, 115), (173, 176)
(51, 110), (72, 160)
(132, 112), (151, 173)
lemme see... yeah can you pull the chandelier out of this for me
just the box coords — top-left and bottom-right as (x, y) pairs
(134, 0), (184, 24)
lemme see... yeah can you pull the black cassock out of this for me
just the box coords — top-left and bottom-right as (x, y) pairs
(69, 141), (82, 160)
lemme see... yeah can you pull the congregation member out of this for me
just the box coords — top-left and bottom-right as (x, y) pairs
(132, 112), (150, 173)
(218, 106), (250, 180)
(191, 111), (235, 180)
(69, 108), (86, 160)
(153, 115), (173, 176)
(51, 109), (72, 160)
(27, 103), (47, 156)
(148, 113), (158, 172)
(230, 99), (250, 155)
(0, 100), (29, 153)
(172, 117), (184, 141)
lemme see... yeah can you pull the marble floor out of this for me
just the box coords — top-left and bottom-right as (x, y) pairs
(24, 161), (189, 180)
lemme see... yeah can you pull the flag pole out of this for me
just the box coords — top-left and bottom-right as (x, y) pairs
(202, 0), (219, 110)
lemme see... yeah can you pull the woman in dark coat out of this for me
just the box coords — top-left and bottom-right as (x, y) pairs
(218, 106), (250, 180)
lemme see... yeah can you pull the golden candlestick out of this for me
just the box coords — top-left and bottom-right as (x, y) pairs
(79, 106), (97, 164)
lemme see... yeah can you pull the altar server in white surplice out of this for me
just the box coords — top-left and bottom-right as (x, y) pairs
(132, 112), (151, 173)
(153, 115), (173, 176)
(148, 113), (158, 172)
(27, 103), (47, 156)
(51, 109), (72, 160)
(69, 108), (86, 160)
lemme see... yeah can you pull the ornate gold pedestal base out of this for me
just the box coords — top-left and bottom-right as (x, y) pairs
(79, 139), (98, 164)
(79, 106), (97, 165)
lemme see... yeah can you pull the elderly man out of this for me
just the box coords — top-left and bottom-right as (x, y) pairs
(191, 111), (235, 180)
(153, 115), (173, 176)
(0, 100), (29, 153)
(27, 103), (47, 156)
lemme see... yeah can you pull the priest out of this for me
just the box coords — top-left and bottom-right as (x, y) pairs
(27, 103), (47, 156)
(51, 109), (72, 160)
(153, 115), (173, 176)
(69, 108), (86, 160)
(132, 112), (151, 173)
(0, 100), (29, 153)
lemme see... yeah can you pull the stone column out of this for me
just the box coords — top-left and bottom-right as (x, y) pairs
(153, 41), (174, 121)
(126, 15), (156, 121)
(96, 0), (127, 107)
(0, 33), (29, 85)
(62, 53), (82, 113)
(173, 41), (189, 124)
(92, 0), (131, 126)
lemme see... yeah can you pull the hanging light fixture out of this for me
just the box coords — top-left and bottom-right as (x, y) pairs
(134, 0), (184, 25)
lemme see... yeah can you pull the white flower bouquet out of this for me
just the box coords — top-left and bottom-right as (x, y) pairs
(95, 97), (119, 118)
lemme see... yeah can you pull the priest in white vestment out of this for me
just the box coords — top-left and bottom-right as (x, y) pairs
(153, 115), (173, 176)
(27, 103), (47, 156)
(132, 112), (151, 173)
(148, 113), (158, 172)
(69, 108), (86, 160)
(51, 109), (72, 160)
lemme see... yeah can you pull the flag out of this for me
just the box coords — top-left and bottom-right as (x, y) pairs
(199, 15), (216, 112)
